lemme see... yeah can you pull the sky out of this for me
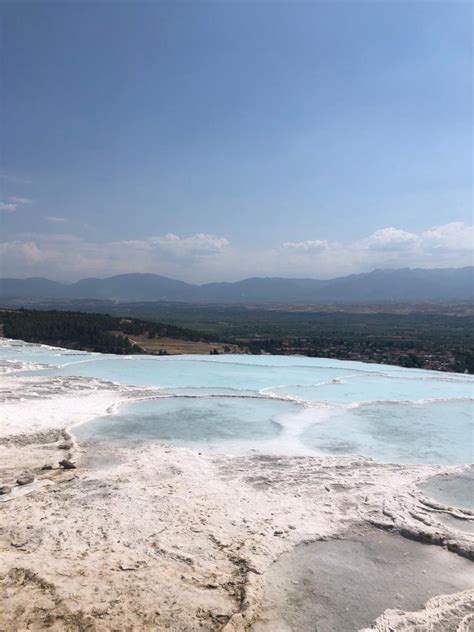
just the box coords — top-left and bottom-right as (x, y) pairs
(0, 0), (472, 282)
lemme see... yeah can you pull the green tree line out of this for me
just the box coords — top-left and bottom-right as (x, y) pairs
(1, 309), (218, 354)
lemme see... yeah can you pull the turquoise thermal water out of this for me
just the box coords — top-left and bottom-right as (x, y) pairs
(1, 341), (473, 466)
(74, 396), (300, 447)
(301, 400), (474, 465)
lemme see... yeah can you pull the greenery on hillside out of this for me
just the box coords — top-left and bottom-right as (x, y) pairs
(1, 309), (219, 354)
(104, 303), (474, 373)
(1, 305), (473, 373)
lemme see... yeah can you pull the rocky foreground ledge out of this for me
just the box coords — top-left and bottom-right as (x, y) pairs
(0, 424), (473, 631)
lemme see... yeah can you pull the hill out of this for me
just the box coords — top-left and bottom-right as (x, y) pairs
(1, 267), (473, 304)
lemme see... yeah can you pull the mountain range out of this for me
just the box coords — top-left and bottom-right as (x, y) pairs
(1, 267), (473, 304)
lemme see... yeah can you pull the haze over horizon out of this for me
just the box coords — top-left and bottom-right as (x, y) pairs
(2, 264), (474, 286)
(1, 1), (472, 283)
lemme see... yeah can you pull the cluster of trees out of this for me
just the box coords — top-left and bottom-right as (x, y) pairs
(2, 307), (472, 374)
(144, 322), (215, 342)
(452, 350), (474, 374)
(1, 309), (213, 355)
(2, 310), (140, 354)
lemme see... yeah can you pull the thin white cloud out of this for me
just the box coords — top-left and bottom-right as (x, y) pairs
(422, 222), (474, 253)
(155, 233), (229, 257)
(0, 195), (35, 212)
(282, 239), (330, 253)
(44, 215), (68, 223)
(0, 240), (45, 263)
(0, 202), (17, 212)
(9, 196), (33, 204)
(115, 233), (229, 262)
(0, 223), (472, 282)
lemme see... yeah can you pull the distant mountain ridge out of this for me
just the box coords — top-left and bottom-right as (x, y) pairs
(1, 267), (473, 304)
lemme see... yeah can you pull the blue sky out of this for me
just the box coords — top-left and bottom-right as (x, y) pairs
(0, 1), (472, 281)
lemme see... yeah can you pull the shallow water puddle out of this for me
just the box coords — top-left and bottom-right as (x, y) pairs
(253, 529), (473, 632)
(74, 396), (298, 447)
(420, 469), (474, 511)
